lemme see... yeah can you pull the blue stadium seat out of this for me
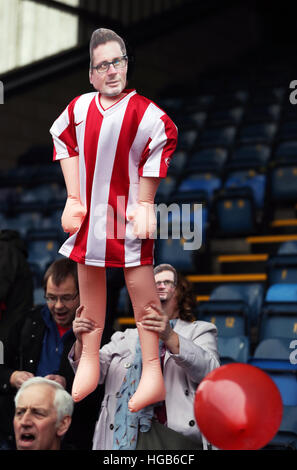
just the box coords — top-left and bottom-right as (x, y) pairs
(195, 299), (249, 337)
(158, 199), (207, 240)
(229, 143), (271, 167)
(268, 161), (297, 202)
(277, 241), (297, 255)
(0, 212), (43, 237)
(268, 371), (297, 406)
(250, 338), (297, 371)
(263, 405), (297, 450)
(116, 286), (131, 316)
(177, 128), (198, 151)
(34, 287), (45, 306)
(244, 103), (281, 123)
(174, 111), (207, 131)
(238, 122), (277, 145)
(196, 125), (237, 148)
(274, 140), (297, 162)
(266, 254), (297, 285)
(187, 147), (228, 173)
(166, 150), (188, 176)
(154, 237), (198, 274)
(210, 283), (264, 327)
(14, 183), (66, 212)
(279, 121), (297, 141)
(207, 106), (244, 126)
(259, 284), (297, 341)
(265, 284), (297, 302)
(217, 335), (250, 364)
(177, 171), (222, 205)
(26, 228), (62, 275)
(155, 175), (177, 203)
(214, 187), (257, 236)
(224, 169), (266, 209)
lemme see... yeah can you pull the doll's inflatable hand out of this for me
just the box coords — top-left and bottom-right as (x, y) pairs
(61, 196), (87, 235)
(127, 202), (156, 239)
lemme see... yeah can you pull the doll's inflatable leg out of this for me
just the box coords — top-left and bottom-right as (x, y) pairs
(72, 263), (106, 402)
(124, 265), (166, 412)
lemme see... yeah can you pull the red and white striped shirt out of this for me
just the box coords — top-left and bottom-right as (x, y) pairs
(50, 89), (177, 267)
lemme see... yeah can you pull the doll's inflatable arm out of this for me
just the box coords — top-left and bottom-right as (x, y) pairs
(60, 157), (87, 235)
(128, 176), (160, 239)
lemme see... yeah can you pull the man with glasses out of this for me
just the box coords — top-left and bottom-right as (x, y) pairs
(50, 28), (178, 410)
(71, 263), (220, 450)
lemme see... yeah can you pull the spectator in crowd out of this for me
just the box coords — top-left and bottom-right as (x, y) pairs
(70, 263), (220, 450)
(13, 377), (73, 450)
(0, 229), (33, 345)
(0, 258), (100, 450)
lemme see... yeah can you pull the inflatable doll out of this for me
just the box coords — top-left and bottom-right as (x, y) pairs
(50, 28), (177, 412)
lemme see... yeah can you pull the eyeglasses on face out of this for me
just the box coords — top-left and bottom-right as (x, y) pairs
(155, 280), (176, 288)
(91, 55), (128, 74)
(45, 292), (78, 305)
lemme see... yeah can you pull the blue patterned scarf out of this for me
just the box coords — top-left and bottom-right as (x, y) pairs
(112, 320), (177, 450)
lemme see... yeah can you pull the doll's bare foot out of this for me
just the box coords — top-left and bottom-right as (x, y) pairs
(72, 328), (102, 402)
(128, 359), (166, 412)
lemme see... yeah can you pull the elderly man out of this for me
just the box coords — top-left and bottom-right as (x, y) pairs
(14, 377), (73, 450)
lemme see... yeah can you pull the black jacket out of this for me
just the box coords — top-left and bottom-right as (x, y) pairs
(0, 230), (34, 344)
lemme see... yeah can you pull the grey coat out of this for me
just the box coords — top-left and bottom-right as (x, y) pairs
(69, 319), (220, 450)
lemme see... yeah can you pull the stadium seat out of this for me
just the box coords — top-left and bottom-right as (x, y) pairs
(154, 237), (198, 274)
(155, 175), (177, 203)
(266, 254), (297, 285)
(196, 125), (237, 148)
(187, 147), (228, 173)
(263, 405), (297, 450)
(279, 121), (297, 141)
(174, 110), (207, 131)
(213, 187), (257, 236)
(274, 140), (297, 163)
(268, 371), (297, 406)
(209, 283), (264, 327)
(26, 228), (62, 275)
(177, 128), (198, 151)
(166, 150), (188, 176)
(224, 169), (266, 209)
(250, 337), (297, 371)
(176, 171), (222, 205)
(195, 299), (249, 337)
(244, 103), (281, 123)
(207, 106), (244, 127)
(238, 122), (277, 145)
(217, 335), (250, 364)
(0, 212), (43, 237)
(268, 160), (297, 202)
(34, 287), (45, 306)
(259, 284), (297, 341)
(228, 143), (271, 168)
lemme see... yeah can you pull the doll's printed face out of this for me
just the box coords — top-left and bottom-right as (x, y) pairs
(89, 41), (128, 98)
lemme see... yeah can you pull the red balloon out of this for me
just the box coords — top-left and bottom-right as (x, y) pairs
(194, 363), (283, 450)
